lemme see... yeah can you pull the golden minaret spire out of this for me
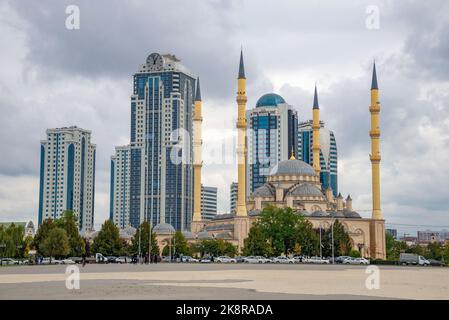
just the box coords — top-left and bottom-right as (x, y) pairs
(236, 49), (248, 217)
(370, 62), (382, 220)
(312, 83), (321, 177)
(192, 77), (203, 222)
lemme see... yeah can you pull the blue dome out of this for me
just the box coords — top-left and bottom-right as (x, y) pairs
(256, 93), (286, 108)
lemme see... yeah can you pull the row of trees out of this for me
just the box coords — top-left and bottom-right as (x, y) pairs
(385, 233), (449, 261)
(0, 223), (32, 259)
(2, 210), (239, 260)
(243, 206), (356, 257)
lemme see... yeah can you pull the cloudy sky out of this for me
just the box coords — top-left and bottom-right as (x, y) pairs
(0, 0), (448, 235)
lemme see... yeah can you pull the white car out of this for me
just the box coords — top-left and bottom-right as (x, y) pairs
(42, 258), (62, 265)
(200, 257), (212, 263)
(255, 256), (272, 263)
(273, 256), (295, 264)
(216, 256), (237, 263)
(343, 257), (369, 265)
(61, 259), (76, 264)
(1, 258), (19, 265)
(181, 256), (199, 263)
(243, 256), (261, 264)
(305, 256), (330, 264)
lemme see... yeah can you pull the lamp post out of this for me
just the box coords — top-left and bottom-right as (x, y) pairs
(319, 224), (322, 258)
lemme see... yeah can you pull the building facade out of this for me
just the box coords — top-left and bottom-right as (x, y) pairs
(230, 182), (238, 214)
(38, 126), (96, 231)
(298, 120), (338, 196)
(113, 53), (195, 231)
(201, 185), (218, 221)
(110, 145), (131, 229)
(417, 230), (449, 244)
(248, 93), (298, 194)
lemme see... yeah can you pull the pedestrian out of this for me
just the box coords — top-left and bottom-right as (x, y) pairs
(82, 253), (86, 267)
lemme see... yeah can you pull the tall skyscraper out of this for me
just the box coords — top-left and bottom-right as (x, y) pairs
(298, 120), (338, 196)
(230, 182), (238, 214)
(201, 185), (217, 221)
(110, 145), (130, 229)
(38, 126), (96, 231)
(247, 93), (298, 194)
(112, 53), (196, 231)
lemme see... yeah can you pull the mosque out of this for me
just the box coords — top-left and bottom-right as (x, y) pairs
(189, 51), (386, 259)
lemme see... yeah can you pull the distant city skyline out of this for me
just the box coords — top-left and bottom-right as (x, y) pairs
(0, 1), (448, 234)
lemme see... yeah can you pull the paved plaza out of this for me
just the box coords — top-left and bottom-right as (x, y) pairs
(0, 264), (448, 300)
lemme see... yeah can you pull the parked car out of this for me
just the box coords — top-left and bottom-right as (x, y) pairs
(428, 259), (445, 267)
(68, 257), (83, 264)
(0, 258), (19, 265)
(235, 256), (246, 263)
(292, 256), (304, 263)
(305, 256), (330, 264)
(181, 256), (199, 263)
(41, 257), (62, 265)
(115, 256), (130, 264)
(200, 256), (212, 263)
(399, 253), (430, 266)
(273, 256), (295, 264)
(106, 256), (118, 263)
(343, 257), (369, 265)
(216, 256), (237, 263)
(243, 256), (261, 264)
(335, 256), (351, 264)
(61, 259), (76, 264)
(256, 256), (272, 263)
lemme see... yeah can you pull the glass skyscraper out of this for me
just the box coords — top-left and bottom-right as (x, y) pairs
(111, 53), (195, 231)
(38, 126), (96, 231)
(298, 120), (338, 196)
(247, 93), (298, 194)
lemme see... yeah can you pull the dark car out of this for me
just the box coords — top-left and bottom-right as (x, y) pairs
(428, 259), (445, 267)
(106, 256), (118, 263)
(235, 256), (245, 263)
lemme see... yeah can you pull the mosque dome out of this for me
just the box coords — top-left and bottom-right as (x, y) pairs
(311, 211), (329, 217)
(287, 183), (324, 197)
(153, 223), (175, 235)
(343, 210), (362, 219)
(269, 159), (316, 176)
(252, 184), (274, 197)
(256, 93), (286, 108)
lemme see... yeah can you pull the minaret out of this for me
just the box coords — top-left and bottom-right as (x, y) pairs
(192, 77), (203, 222)
(312, 84), (321, 177)
(370, 62), (382, 220)
(236, 50), (248, 217)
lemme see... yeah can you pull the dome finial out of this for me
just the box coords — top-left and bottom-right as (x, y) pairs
(290, 145), (295, 160)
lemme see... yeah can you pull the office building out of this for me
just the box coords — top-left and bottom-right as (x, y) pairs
(201, 185), (217, 221)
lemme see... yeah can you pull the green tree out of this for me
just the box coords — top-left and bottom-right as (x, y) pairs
(322, 220), (352, 257)
(131, 221), (160, 256)
(426, 242), (443, 260)
(256, 206), (300, 255)
(294, 216), (319, 256)
(1, 223), (26, 259)
(32, 219), (56, 255)
(242, 224), (272, 257)
(173, 231), (190, 256)
(195, 239), (237, 257)
(55, 210), (85, 256)
(39, 228), (70, 262)
(92, 220), (122, 256)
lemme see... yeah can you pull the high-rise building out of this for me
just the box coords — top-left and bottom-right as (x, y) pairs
(230, 182), (238, 214)
(298, 120), (338, 196)
(201, 185), (217, 221)
(38, 126), (96, 231)
(247, 93), (298, 194)
(116, 53), (196, 231)
(110, 145), (131, 229)
(386, 228), (398, 240)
